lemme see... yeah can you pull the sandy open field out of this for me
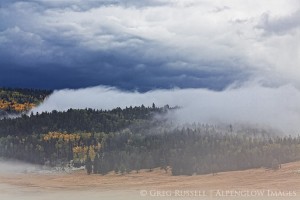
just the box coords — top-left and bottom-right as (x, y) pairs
(1, 161), (300, 200)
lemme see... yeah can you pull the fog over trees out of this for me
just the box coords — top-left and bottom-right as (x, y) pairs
(0, 105), (299, 176)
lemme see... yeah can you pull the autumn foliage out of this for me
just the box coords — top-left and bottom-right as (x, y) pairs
(0, 88), (51, 113)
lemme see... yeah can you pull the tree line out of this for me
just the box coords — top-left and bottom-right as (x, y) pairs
(0, 106), (299, 176)
(0, 88), (51, 114)
(0, 104), (167, 137)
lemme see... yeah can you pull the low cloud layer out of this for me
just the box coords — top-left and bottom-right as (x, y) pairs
(0, 158), (39, 174)
(32, 84), (300, 134)
(1, 0), (300, 90)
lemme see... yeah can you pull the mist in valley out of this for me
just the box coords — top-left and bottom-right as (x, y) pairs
(31, 83), (300, 134)
(2, 83), (300, 199)
(2, 84), (300, 199)
(1, 0), (300, 199)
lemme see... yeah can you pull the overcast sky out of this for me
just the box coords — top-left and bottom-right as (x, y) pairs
(1, 0), (300, 91)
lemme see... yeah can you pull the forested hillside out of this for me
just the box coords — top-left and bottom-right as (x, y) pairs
(0, 88), (51, 114)
(0, 105), (300, 176)
(0, 105), (167, 137)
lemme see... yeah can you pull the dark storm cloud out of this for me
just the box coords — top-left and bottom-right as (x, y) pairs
(0, 0), (300, 90)
(0, 36), (246, 91)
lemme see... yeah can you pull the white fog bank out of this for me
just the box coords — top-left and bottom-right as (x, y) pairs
(31, 84), (300, 134)
(0, 158), (40, 174)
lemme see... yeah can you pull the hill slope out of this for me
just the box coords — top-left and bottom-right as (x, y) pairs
(0, 88), (51, 115)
